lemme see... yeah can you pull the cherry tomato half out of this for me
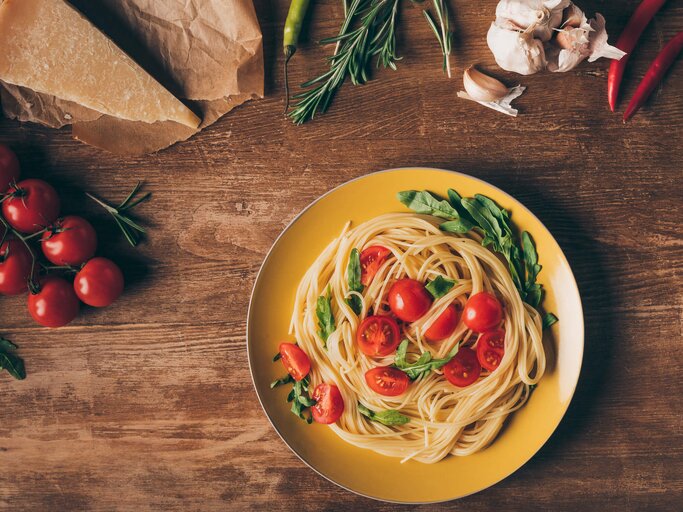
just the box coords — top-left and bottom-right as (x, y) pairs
(311, 382), (344, 424)
(360, 246), (391, 286)
(2, 179), (60, 234)
(279, 342), (311, 381)
(41, 216), (97, 266)
(28, 276), (80, 328)
(424, 304), (460, 342)
(388, 278), (432, 322)
(356, 315), (401, 357)
(0, 238), (32, 295)
(476, 329), (506, 372)
(0, 144), (20, 193)
(365, 366), (410, 396)
(463, 292), (503, 333)
(443, 347), (481, 387)
(74, 257), (124, 307)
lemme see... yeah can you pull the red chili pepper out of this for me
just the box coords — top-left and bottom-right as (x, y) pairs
(607, 0), (667, 112)
(623, 31), (683, 122)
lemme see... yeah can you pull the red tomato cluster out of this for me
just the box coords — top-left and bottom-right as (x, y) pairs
(0, 144), (124, 328)
(355, 245), (508, 394)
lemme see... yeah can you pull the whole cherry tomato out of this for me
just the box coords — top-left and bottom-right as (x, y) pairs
(28, 276), (80, 328)
(0, 238), (32, 295)
(0, 144), (20, 193)
(2, 179), (60, 233)
(388, 278), (432, 322)
(73, 257), (124, 307)
(41, 216), (97, 266)
(424, 304), (459, 342)
(463, 292), (503, 333)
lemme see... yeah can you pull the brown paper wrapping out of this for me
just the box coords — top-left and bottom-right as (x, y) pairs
(0, 0), (263, 155)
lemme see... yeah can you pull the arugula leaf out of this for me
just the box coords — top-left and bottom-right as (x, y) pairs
(521, 231), (544, 307)
(439, 219), (473, 233)
(0, 337), (26, 380)
(542, 313), (559, 329)
(394, 340), (460, 380)
(316, 292), (335, 346)
(358, 403), (410, 426)
(345, 248), (364, 315)
(272, 352), (282, 362)
(271, 374), (294, 388)
(425, 275), (456, 299)
(397, 190), (459, 220)
(286, 377), (316, 423)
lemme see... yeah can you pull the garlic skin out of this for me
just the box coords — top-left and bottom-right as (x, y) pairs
(458, 67), (526, 117)
(495, 0), (569, 41)
(487, 0), (624, 74)
(463, 67), (509, 102)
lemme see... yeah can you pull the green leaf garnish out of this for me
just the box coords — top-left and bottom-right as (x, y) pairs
(345, 248), (364, 315)
(425, 275), (456, 299)
(316, 292), (335, 347)
(0, 337), (26, 380)
(394, 339), (459, 380)
(397, 190), (460, 220)
(542, 313), (559, 329)
(358, 403), (410, 426)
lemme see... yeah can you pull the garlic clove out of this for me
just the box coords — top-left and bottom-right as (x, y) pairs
(463, 66), (509, 102)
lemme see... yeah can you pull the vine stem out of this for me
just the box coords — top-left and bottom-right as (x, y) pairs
(0, 216), (39, 291)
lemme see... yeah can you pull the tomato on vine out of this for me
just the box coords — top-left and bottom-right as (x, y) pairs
(2, 179), (60, 233)
(74, 257), (124, 307)
(28, 276), (80, 328)
(41, 216), (97, 266)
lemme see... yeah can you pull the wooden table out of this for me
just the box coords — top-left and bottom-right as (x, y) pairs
(1, 1), (681, 510)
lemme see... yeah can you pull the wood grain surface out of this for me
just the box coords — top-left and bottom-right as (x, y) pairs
(1, 1), (682, 510)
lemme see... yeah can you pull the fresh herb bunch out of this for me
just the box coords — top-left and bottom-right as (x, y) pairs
(288, 0), (401, 124)
(398, 189), (558, 324)
(423, 0), (453, 77)
(0, 337), (26, 380)
(86, 181), (150, 247)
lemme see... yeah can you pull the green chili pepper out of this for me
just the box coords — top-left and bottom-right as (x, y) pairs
(283, 0), (312, 114)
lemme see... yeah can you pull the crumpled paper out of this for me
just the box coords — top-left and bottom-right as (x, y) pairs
(0, 0), (263, 155)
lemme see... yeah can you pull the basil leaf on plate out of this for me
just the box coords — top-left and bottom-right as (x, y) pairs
(358, 403), (410, 426)
(345, 248), (364, 315)
(316, 292), (335, 346)
(425, 275), (456, 299)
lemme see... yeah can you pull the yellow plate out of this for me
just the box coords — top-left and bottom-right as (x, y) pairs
(247, 168), (583, 503)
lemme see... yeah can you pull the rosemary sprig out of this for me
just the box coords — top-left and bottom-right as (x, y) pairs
(423, 0), (452, 78)
(288, 0), (401, 125)
(86, 181), (151, 247)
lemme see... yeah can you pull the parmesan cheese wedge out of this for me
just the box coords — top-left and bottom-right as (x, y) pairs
(0, 0), (201, 129)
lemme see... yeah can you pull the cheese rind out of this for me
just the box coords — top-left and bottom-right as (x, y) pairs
(0, 0), (200, 129)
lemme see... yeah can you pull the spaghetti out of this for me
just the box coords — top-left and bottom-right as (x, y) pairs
(287, 212), (546, 464)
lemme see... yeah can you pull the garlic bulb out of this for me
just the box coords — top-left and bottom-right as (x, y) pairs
(486, 23), (546, 75)
(494, 0), (569, 42)
(487, 0), (624, 74)
(458, 67), (526, 117)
